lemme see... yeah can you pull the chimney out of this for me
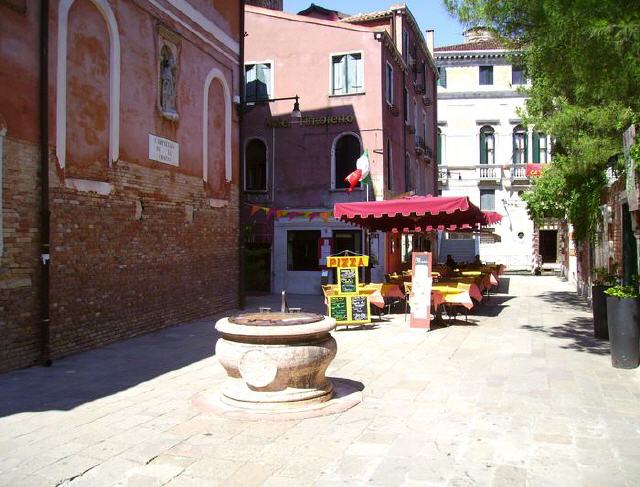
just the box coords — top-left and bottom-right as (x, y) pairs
(426, 30), (434, 55)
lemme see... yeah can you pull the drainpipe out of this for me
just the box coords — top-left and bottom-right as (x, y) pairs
(39, 0), (51, 366)
(238, 0), (246, 310)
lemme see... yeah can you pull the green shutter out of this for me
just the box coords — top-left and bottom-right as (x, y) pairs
(532, 131), (539, 163)
(480, 132), (487, 165)
(512, 133), (517, 164)
(523, 132), (528, 163)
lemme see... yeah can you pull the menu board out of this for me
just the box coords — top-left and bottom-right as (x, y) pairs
(338, 267), (357, 294)
(350, 295), (369, 322)
(328, 296), (348, 322)
(410, 252), (432, 329)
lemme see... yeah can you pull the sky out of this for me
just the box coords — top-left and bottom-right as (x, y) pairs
(282, 0), (467, 47)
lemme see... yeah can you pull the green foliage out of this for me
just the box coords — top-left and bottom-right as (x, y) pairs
(593, 267), (617, 286)
(604, 285), (639, 299)
(444, 0), (640, 242)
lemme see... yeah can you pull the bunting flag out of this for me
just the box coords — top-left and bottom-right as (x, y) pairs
(246, 204), (333, 222)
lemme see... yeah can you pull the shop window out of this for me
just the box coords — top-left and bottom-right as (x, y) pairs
(287, 230), (320, 271)
(513, 125), (528, 164)
(245, 139), (267, 191)
(333, 133), (361, 189)
(332, 230), (362, 255)
(331, 53), (363, 95)
(479, 125), (495, 164)
(480, 189), (495, 211)
(479, 65), (493, 85)
(245, 62), (271, 102)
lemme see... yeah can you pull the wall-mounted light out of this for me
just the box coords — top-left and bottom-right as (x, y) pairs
(240, 95), (302, 122)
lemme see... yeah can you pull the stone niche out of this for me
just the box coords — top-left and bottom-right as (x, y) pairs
(157, 25), (180, 122)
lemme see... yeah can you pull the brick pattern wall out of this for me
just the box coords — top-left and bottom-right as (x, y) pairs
(47, 161), (239, 361)
(0, 136), (239, 372)
(0, 136), (42, 371)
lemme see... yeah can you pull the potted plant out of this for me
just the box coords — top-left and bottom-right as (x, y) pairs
(604, 277), (640, 369)
(591, 267), (617, 339)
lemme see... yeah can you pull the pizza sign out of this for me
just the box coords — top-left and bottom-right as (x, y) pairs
(326, 256), (369, 268)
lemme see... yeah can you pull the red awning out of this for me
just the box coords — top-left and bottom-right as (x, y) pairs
(482, 211), (503, 225)
(334, 195), (499, 233)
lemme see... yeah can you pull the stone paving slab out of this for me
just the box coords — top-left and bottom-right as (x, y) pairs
(1, 276), (639, 486)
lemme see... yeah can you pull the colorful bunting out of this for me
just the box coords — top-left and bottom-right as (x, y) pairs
(246, 204), (333, 222)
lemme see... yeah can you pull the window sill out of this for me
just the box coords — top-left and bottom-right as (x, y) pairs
(244, 189), (269, 194)
(328, 91), (366, 98)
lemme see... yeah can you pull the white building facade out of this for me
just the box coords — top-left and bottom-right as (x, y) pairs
(435, 29), (555, 271)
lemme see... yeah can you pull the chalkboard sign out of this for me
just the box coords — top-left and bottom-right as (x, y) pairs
(338, 267), (357, 294)
(328, 296), (348, 322)
(350, 295), (369, 322)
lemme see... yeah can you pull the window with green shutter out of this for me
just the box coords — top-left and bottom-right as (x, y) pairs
(513, 125), (527, 164)
(479, 126), (494, 164)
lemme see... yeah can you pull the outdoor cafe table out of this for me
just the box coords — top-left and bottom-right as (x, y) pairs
(431, 283), (475, 310)
(436, 279), (483, 302)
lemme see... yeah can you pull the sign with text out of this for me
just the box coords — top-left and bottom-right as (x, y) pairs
(410, 252), (432, 329)
(148, 134), (179, 166)
(338, 267), (358, 294)
(326, 255), (369, 268)
(328, 296), (348, 322)
(525, 163), (543, 177)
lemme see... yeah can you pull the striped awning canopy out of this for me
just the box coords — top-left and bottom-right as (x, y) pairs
(334, 195), (502, 233)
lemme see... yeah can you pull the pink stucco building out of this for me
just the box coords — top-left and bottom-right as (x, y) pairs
(242, 3), (438, 294)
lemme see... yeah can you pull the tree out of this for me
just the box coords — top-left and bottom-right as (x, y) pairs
(444, 0), (640, 241)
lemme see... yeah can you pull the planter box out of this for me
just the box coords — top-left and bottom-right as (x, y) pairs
(592, 285), (611, 339)
(606, 296), (640, 369)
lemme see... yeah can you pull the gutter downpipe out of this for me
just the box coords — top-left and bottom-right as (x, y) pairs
(39, 0), (52, 366)
(238, 0), (246, 310)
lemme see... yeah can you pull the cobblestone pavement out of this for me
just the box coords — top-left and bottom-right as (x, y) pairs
(1, 275), (639, 486)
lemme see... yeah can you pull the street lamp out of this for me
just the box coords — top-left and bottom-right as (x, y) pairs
(241, 95), (302, 122)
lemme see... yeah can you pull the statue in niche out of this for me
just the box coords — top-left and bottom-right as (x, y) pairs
(159, 44), (178, 120)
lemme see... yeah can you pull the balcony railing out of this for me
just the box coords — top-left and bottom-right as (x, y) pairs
(510, 163), (529, 182)
(414, 135), (426, 155)
(476, 164), (501, 182)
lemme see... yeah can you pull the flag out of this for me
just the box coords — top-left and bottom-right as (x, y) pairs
(344, 149), (371, 192)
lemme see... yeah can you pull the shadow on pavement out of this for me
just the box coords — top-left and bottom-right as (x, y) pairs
(521, 316), (610, 356)
(0, 319), (218, 418)
(538, 290), (591, 312)
(469, 295), (514, 317)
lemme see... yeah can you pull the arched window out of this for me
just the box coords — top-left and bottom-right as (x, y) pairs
(245, 139), (267, 191)
(533, 131), (548, 163)
(513, 125), (528, 164)
(479, 126), (494, 165)
(333, 133), (361, 189)
(404, 153), (412, 192)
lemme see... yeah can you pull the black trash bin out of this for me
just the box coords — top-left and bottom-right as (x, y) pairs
(592, 285), (610, 339)
(606, 296), (640, 369)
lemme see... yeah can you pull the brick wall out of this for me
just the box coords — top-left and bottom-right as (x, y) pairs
(48, 160), (239, 360)
(0, 135), (239, 372)
(0, 136), (43, 371)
